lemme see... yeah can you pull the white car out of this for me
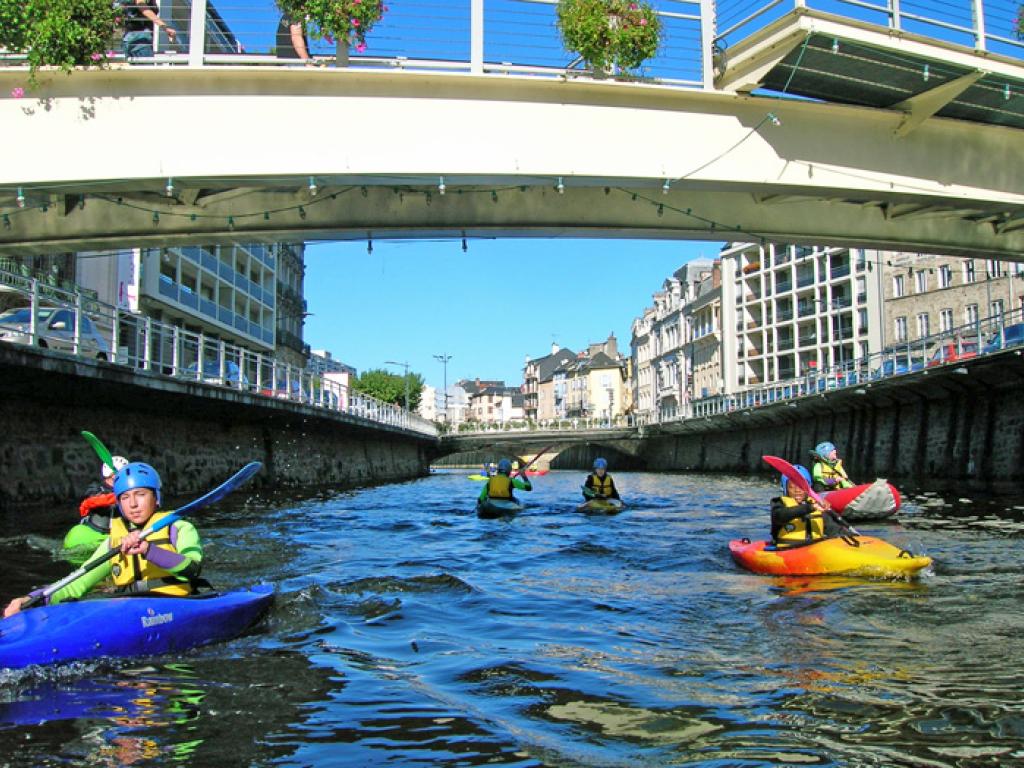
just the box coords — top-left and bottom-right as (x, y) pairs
(0, 306), (110, 360)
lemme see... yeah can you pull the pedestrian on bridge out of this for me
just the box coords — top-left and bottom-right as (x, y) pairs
(119, 0), (177, 60)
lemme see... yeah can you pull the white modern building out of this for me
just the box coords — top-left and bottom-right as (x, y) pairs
(718, 242), (883, 390)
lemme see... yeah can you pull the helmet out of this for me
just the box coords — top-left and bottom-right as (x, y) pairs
(593, 457), (608, 470)
(497, 459), (512, 474)
(780, 464), (812, 495)
(113, 462), (162, 507)
(101, 455), (129, 479)
(812, 441), (838, 463)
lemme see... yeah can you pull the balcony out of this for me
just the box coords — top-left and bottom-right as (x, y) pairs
(776, 308), (793, 321)
(775, 279), (792, 292)
(830, 264), (851, 279)
(796, 271), (816, 288)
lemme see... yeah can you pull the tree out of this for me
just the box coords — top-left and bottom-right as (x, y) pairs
(353, 368), (423, 410)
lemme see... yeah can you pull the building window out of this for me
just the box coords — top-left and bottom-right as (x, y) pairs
(916, 313), (930, 339)
(915, 270), (928, 293)
(893, 275), (905, 297)
(939, 309), (953, 333)
(938, 265), (952, 288)
(991, 299), (1005, 321)
(987, 260), (1004, 279)
(964, 261), (976, 284)
(895, 316), (908, 342)
(965, 304), (979, 326)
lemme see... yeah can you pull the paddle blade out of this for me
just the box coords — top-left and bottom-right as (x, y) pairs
(81, 431), (114, 470)
(762, 455), (826, 505)
(174, 462), (263, 517)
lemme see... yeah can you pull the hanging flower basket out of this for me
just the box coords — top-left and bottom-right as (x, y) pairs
(1015, 5), (1024, 40)
(556, 0), (661, 74)
(275, 0), (387, 54)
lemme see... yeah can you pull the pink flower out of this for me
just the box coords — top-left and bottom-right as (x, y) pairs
(11, 87), (24, 98)
(639, 18), (647, 25)
(629, 2), (638, 8)
(106, 50), (116, 57)
(90, 52), (103, 61)
(353, 0), (361, 4)
(325, 34), (334, 44)
(383, 5), (389, 11)
(356, 42), (367, 52)
(352, 18), (360, 26)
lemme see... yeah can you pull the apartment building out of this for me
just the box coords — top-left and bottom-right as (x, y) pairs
(522, 344), (576, 421)
(468, 384), (524, 425)
(719, 242), (883, 390)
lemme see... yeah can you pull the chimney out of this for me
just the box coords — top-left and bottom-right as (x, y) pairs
(551, 342), (560, 354)
(712, 259), (721, 289)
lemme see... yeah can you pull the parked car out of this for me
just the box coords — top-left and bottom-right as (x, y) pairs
(871, 355), (926, 379)
(183, 360), (248, 387)
(0, 306), (109, 360)
(983, 323), (1024, 354)
(926, 339), (979, 368)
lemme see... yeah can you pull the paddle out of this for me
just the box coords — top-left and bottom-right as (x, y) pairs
(512, 445), (553, 479)
(762, 455), (859, 536)
(22, 461), (263, 609)
(81, 430), (115, 470)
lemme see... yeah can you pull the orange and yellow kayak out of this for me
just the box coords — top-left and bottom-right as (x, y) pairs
(729, 536), (931, 579)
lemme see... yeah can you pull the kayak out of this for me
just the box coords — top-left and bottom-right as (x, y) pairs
(61, 523), (105, 565)
(825, 479), (901, 521)
(476, 498), (524, 519)
(525, 469), (548, 476)
(729, 536), (931, 579)
(576, 498), (625, 514)
(0, 584), (274, 671)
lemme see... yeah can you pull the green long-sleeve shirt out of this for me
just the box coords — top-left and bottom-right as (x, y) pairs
(48, 519), (202, 605)
(478, 475), (532, 502)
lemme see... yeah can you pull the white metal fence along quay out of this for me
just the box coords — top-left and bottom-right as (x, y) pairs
(0, 267), (437, 437)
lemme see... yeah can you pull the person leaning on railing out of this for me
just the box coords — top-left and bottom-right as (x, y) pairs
(118, 0), (176, 60)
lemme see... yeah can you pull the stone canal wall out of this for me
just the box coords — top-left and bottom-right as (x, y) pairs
(639, 351), (1024, 492)
(0, 345), (433, 515)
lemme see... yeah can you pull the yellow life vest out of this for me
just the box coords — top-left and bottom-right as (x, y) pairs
(108, 511), (192, 597)
(487, 474), (514, 500)
(775, 495), (826, 544)
(818, 459), (851, 486)
(590, 474), (614, 497)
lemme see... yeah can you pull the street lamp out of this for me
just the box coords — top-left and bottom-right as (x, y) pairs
(433, 353), (451, 422)
(384, 360), (410, 411)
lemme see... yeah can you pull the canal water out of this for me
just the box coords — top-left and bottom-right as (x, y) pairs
(2, 469), (1023, 767)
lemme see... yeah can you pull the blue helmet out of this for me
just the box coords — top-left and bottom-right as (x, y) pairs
(113, 462), (162, 508)
(593, 457), (608, 470)
(780, 464), (812, 495)
(497, 458), (512, 474)
(812, 441), (838, 463)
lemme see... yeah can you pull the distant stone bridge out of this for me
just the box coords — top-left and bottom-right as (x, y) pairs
(437, 427), (646, 470)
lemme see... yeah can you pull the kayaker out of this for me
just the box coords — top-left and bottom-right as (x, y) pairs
(4, 462), (204, 617)
(809, 441), (855, 492)
(582, 457), (620, 501)
(770, 465), (843, 546)
(479, 458), (532, 504)
(63, 455), (130, 558)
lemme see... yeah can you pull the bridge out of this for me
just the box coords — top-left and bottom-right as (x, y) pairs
(1, 0), (1023, 258)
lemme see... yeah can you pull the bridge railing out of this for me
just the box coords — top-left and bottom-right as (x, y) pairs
(0, 267), (437, 436)
(714, 0), (1024, 58)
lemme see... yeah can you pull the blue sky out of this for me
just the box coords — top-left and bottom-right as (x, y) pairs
(302, 238), (722, 388)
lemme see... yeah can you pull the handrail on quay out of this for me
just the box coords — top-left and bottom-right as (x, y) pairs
(0, 267), (437, 437)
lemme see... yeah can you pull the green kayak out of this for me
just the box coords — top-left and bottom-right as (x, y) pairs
(576, 498), (625, 514)
(476, 498), (524, 519)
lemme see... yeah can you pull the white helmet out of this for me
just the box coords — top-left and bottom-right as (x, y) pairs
(101, 455), (129, 479)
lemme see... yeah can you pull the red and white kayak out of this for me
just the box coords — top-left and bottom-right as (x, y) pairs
(825, 479), (901, 521)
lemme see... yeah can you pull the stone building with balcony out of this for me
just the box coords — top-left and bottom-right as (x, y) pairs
(878, 251), (1024, 350)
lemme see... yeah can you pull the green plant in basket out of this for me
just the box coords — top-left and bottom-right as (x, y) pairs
(276, 0), (387, 53)
(556, 0), (661, 74)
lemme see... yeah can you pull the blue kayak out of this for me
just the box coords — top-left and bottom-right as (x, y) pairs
(0, 585), (274, 671)
(476, 498), (524, 519)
